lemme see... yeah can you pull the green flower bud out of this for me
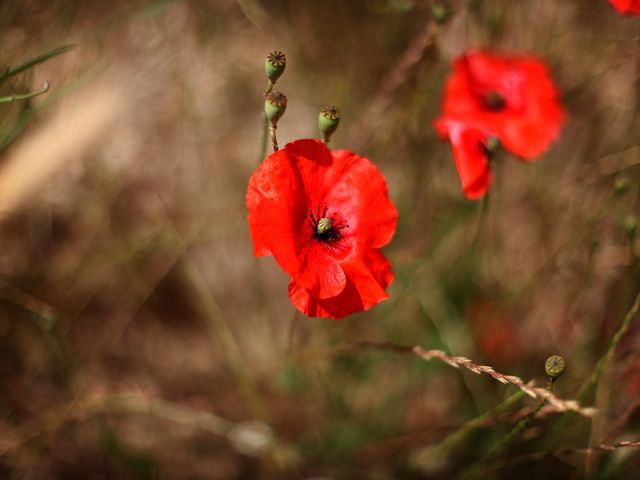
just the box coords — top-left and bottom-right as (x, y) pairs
(614, 176), (631, 197)
(265, 51), (286, 84)
(545, 355), (565, 380)
(432, 1), (451, 24)
(265, 91), (287, 127)
(319, 106), (341, 143)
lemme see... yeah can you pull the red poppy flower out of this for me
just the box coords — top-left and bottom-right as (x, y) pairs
(437, 51), (565, 159)
(434, 120), (493, 200)
(246, 139), (398, 319)
(609, 0), (640, 14)
(434, 51), (565, 199)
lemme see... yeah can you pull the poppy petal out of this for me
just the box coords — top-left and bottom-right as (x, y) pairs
(325, 149), (399, 249)
(296, 244), (347, 299)
(440, 122), (492, 200)
(288, 248), (392, 319)
(246, 149), (307, 274)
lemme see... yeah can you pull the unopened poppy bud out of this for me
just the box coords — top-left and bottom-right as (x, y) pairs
(432, 1), (451, 24)
(614, 176), (631, 197)
(319, 106), (341, 143)
(545, 355), (565, 380)
(265, 51), (286, 84)
(265, 91), (287, 127)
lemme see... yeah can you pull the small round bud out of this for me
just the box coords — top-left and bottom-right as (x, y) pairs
(265, 91), (287, 127)
(482, 136), (501, 161)
(614, 176), (631, 197)
(319, 106), (341, 143)
(545, 355), (565, 380)
(624, 216), (638, 239)
(432, 1), (451, 24)
(317, 217), (333, 235)
(486, 136), (501, 153)
(265, 51), (286, 84)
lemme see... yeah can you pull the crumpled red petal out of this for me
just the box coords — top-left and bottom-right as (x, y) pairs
(288, 248), (393, 319)
(435, 120), (492, 200)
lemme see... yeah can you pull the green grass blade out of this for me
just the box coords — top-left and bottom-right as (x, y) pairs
(0, 45), (74, 82)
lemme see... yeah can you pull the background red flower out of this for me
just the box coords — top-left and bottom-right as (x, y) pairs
(246, 139), (398, 319)
(609, 0), (640, 14)
(438, 51), (565, 159)
(434, 51), (565, 199)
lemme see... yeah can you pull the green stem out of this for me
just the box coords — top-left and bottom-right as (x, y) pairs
(460, 379), (556, 479)
(471, 192), (490, 249)
(258, 80), (274, 163)
(284, 308), (299, 353)
(0, 81), (49, 103)
(580, 289), (640, 400)
(0, 45), (72, 83)
(179, 257), (270, 423)
(425, 389), (526, 457)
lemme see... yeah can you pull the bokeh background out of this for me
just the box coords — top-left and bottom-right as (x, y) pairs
(1, 0), (639, 478)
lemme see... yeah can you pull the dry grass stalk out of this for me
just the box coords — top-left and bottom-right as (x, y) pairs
(0, 79), (128, 218)
(597, 441), (640, 450)
(351, 20), (439, 150)
(411, 347), (596, 417)
(482, 441), (640, 475)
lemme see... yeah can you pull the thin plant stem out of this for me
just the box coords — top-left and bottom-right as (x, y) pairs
(0, 45), (72, 83)
(580, 289), (640, 399)
(284, 308), (299, 353)
(301, 342), (594, 416)
(459, 379), (557, 480)
(269, 125), (279, 152)
(487, 379), (555, 458)
(2, 392), (297, 468)
(258, 80), (274, 163)
(422, 389), (526, 458)
(0, 81), (49, 103)
(179, 256), (271, 423)
(475, 441), (640, 477)
(472, 192), (490, 249)
(579, 289), (640, 477)
(351, 20), (438, 150)
(92, 393), (234, 436)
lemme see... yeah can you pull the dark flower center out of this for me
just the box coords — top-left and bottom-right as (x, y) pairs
(482, 90), (506, 111)
(308, 205), (348, 243)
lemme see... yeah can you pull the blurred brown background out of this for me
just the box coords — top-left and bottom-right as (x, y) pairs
(0, 0), (639, 478)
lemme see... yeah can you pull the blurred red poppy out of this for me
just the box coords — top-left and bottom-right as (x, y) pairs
(246, 139), (398, 319)
(435, 51), (565, 199)
(434, 120), (493, 200)
(609, 0), (640, 14)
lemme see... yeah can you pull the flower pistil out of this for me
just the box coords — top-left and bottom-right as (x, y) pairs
(308, 205), (348, 244)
